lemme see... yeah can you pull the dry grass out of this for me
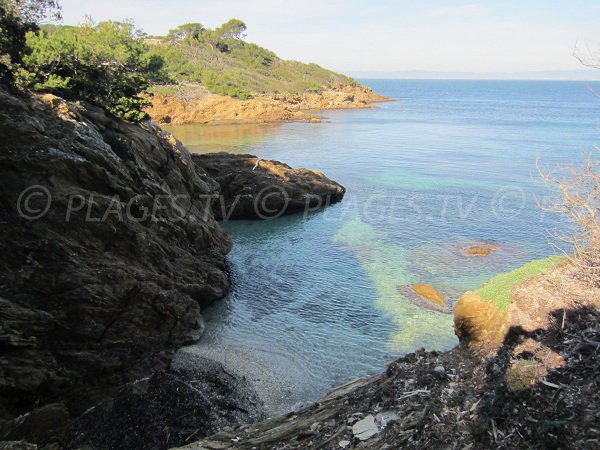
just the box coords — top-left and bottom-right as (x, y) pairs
(537, 153), (600, 286)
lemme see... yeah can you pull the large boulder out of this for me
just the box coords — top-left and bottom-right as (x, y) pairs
(0, 89), (231, 446)
(192, 153), (345, 219)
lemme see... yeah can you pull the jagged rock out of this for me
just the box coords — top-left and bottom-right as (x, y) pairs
(192, 153), (345, 220)
(0, 89), (231, 444)
(0, 88), (348, 447)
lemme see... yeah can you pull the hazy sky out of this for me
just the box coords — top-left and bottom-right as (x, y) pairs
(59, 0), (600, 76)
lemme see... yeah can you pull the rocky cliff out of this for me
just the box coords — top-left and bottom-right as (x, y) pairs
(0, 87), (237, 446)
(145, 84), (390, 125)
(0, 87), (346, 448)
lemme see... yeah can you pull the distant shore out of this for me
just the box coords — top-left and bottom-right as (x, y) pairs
(144, 83), (391, 126)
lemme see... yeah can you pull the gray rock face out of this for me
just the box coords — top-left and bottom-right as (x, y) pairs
(192, 153), (345, 220)
(0, 90), (232, 446)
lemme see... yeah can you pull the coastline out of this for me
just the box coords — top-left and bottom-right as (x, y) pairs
(174, 260), (600, 450)
(144, 84), (391, 126)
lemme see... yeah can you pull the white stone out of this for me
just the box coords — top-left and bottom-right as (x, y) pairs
(375, 411), (400, 428)
(339, 440), (351, 448)
(352, 414), (379, 440)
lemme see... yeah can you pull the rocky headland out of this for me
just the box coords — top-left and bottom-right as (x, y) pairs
(144, 84), (390, 126)
(0, 88), (345, 449)
(192, 153), (345, 219)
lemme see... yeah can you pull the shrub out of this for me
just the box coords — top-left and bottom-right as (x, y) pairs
(538, 154), (600, 285)
(0, 0), (61, 85)
(18, 20), (165, 121)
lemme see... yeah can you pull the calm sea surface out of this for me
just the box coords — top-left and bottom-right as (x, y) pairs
(166, 79), (600, 410)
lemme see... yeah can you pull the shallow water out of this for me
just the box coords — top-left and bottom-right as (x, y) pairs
(167, 79), (600, 411)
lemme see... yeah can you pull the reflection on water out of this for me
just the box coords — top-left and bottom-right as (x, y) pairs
(164, 122), (281, 154)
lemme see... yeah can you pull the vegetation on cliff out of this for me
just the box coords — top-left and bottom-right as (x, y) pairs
(19, 20), (165, 121)
(3, 4), (372, 123)
(149, 20), (357, 99)
(1, 0), (164, 120)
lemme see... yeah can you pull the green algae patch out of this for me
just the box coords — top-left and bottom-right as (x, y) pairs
(333, 218), (456, 353)
(475, 256), (565, 313)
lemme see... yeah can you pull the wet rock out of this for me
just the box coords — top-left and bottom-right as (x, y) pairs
(352, 414), (378, 440)
(192, 153), (345, 220)
(463, 243), (499, 256)
(396, 284), (451, 313)
(412, 284), (445, 305)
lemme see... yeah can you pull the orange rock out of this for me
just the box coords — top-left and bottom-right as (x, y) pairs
(411, 284), (445, 306)
(453, 292), (503, 354)
(463, 243), (499, 256)
(144, 84), (389, 126)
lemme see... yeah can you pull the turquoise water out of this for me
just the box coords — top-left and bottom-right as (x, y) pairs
(169, 80), (600, 409)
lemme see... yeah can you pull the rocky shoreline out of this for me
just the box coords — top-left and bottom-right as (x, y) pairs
(2, 87), (598, 450)
(144, 84), (391, 126)
(174, 262), (600, 450)
(0, 88), (346, 449)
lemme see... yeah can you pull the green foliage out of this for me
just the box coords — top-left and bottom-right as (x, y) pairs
(151, 19), (356, 98)
(164, 22), (204, 45)
(0, 0), (59, 85)
(17, 20), (165, 121)
(476, 256), (565, 312)
(108, 96), (151, 122)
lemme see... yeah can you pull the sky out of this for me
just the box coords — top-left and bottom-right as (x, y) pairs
(58, 0), (600, 78)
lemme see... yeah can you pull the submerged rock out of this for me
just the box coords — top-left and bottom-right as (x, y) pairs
(411, 284), (445, 305)
(192, 152), (345, 219)
(463, 242), (499, 256)
(396, 284), (451, 313)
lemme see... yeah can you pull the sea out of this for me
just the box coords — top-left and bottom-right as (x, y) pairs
(165, 79), (600, 412)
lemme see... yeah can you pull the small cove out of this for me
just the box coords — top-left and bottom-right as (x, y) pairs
(167, 79), (600, 413)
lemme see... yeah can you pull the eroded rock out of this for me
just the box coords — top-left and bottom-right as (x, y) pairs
(192, 153), (345, 219)
(0, 90), (231, 444)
